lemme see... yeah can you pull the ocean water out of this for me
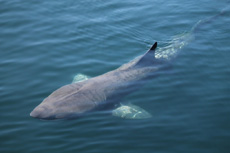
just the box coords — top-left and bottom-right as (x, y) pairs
(0, 0), (230, 153)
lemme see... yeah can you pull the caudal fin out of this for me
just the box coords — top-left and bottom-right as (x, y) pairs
(192, 6), (229, 33)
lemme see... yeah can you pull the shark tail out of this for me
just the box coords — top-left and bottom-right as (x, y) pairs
(192, 5), (229, 33)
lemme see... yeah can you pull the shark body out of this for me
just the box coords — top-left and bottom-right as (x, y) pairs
(30, 43), (167, 119)
(30, 8), (226, 120)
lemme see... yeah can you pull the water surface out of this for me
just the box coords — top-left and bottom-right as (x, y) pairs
(0, 0), (230, 153)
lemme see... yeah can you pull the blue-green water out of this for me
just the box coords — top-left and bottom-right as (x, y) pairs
(1, 0), (230, 152)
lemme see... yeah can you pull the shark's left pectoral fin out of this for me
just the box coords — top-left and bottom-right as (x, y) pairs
(72, 73), (90, 83)
(112, 103), (152, 119)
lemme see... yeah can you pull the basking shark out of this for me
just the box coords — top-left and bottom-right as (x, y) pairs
(30, 9), (226, 120)
(31, 42), (163, 120)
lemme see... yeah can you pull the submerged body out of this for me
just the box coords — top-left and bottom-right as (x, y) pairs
(30, 43), (161, 119)
(30, 9), (226, 120)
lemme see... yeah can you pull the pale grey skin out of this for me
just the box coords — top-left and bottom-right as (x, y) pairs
(30, 8), (226, 120)
(30, 42), (167, 119)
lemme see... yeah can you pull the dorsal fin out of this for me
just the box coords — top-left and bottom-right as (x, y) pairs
(149, 42), (157, 51)
(134, 42), (158, 67)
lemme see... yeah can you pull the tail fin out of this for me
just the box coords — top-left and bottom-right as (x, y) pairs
(192, 6), (229, 33)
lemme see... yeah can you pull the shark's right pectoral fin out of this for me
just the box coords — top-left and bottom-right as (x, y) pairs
(72, 73), (90, 83)
(112, 103), (152, 119)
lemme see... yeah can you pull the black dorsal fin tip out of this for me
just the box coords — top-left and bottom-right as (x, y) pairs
(150, 42), (157, 51)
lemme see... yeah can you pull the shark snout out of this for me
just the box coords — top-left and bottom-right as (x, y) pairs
(30, 105), (54, 119)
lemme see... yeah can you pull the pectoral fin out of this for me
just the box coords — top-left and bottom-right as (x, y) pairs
(72, 73), (90, 83)
(112, 104), (152, 119)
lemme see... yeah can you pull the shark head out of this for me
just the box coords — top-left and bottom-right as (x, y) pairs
(30, 83), (98, 120)
(30, 104), (55, 119)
